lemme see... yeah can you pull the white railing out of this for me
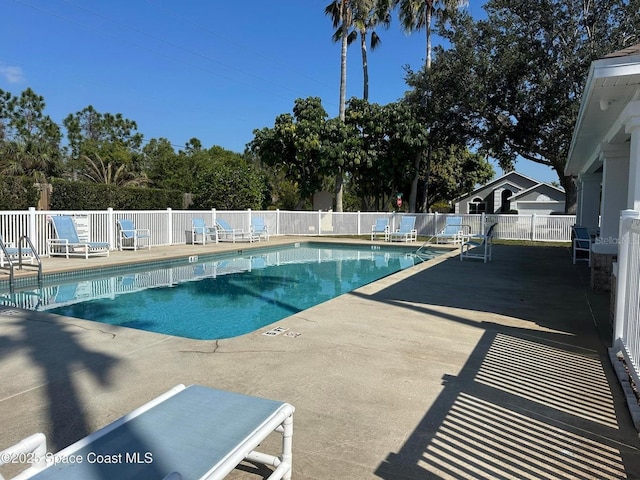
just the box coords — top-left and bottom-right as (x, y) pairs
(613, 210), (640, 387)
(0, 209), (577, 255)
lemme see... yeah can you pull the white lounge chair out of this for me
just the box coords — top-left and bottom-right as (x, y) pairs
(572, 225), (592, 266)
(251, 217), (269, 241)
(434, 216), (469, 244)
(191, 218), (218, 245)
(371, 218), (390, 241)
(117, 219), (151, 251)
(0, 384), (295, 480)
(48, 215), (110, 259)
(460, 223), (497, 263)
(389, 216), (417, 243)
(216, 219), (258, 243)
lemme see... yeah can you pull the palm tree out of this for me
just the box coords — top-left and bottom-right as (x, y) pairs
(352, 0), (391, 100)
(325, 0), (353, 121)
(81, 154), (148, 187)
(388, 0), (468, 70)
(325, 0), (355, 212)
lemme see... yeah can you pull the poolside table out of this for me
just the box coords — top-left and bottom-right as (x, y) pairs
(4, 385), (294, 480)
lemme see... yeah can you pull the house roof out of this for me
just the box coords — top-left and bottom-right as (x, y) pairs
(508, 182), (565, 201)
(454, 171), (541, 203)
(565, 44), (640, 175)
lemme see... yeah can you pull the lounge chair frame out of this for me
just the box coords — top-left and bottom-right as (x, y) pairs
(216, 219), (259, 243)
(460, 223), (497, 263)
(389, 216), (418, 243)
(191, 218), (218, 245)
(251, 217), (269, 241)
(0, 384), (295, 480)
(434, 216), (470, 244)
(48, 215), (110, 259)
(117, 219), (151, 251)
(371, 218), (390, 241)
(572, 225), (592, 266)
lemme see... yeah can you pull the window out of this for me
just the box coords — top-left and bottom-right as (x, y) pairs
(469, 198), (486, 214)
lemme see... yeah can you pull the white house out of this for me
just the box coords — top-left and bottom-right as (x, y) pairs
(454, 171), (565, 215)
(565, 44), (640, 291)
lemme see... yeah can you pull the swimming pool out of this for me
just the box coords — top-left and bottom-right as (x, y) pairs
(1, 243), (443, 340)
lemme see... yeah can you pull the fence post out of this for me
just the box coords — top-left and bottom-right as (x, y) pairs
(434, 211), (439, 235)
(318, 210), (322, 236)
(276, 209), (280, 236)
(247, 208), (252, 231)
(357, 211), (361, 236)
(28, 206), (36, 247)
(107, 207), (114, 249)
(481, 212), (486, 235)
(167, 208), (172, 246)
(613, 210), (640, 348)
(531, 213), (536, 241)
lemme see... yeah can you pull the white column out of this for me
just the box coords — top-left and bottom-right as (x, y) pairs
(599, 144), (629, 248)
(576, 173), (601, 232)
(625, 116), (640, 210)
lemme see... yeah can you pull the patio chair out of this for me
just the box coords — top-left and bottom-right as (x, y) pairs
(0, 234), (36, 267)
(433, 216), (470, 244)
(216, 218), (258, 243)
(572, 225), (592, 266)
(190, 218), (218, 245)
(389, 216), (418, 243)
(48, 215), (110, 259)
(251, 217), (269, 241)
(0, 384), (295, 480)
(460, 223), (498, 263)
(117, 218), (151, 251)
(371, 218), (390, 241)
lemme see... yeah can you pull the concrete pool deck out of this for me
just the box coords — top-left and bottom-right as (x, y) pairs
(1, 238), (639, 479)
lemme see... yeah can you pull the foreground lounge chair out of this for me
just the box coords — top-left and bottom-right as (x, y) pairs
(371, 218), (390, 241)
(216, 218), (258, 243)
(0, 384), (295, 480)
(433, 216), (469, 244)
(460, 223), (498, 263)
(191, 218), (218, 245)
(117, 219), (151, 251)
(48, 215), (110, 259)
(389, 216), (417, 243)
(572, 225), (592, 266)
(251, 217), (269, 241)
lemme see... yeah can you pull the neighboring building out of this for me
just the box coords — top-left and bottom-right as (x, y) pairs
(454, 171), (565, 215)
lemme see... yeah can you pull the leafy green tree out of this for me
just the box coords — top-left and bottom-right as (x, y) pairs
(63, 105), (144, 178)
(249, 97), (329, 209)
(0, 88), (62, 181)
(143, 137), (179, 189)
(424, 145), (493, 208)
(191, 158), (266, 210)
(437, 0), (639, 212)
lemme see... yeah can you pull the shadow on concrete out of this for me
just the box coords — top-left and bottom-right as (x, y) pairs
(351, 245), (640, 479)
(0, 312), (166, 479)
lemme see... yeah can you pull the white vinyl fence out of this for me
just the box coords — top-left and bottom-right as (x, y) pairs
(0, 208), (576, 256)
(613, 210), (640, 387)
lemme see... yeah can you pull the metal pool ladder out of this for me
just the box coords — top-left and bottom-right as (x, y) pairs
(0, 236), (42, 292)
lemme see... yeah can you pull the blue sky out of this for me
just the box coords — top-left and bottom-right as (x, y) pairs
(1, 0), (557, 184)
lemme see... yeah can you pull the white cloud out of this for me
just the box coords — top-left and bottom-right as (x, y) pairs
(0, 64), (25, 83)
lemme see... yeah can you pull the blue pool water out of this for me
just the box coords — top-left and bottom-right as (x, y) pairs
(3, 243), (442, 340)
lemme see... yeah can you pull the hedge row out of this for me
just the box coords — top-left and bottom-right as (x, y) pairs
(0, 177), (184, 210)
(50, 179), (184, 210)
(0, 177), (40, 210)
